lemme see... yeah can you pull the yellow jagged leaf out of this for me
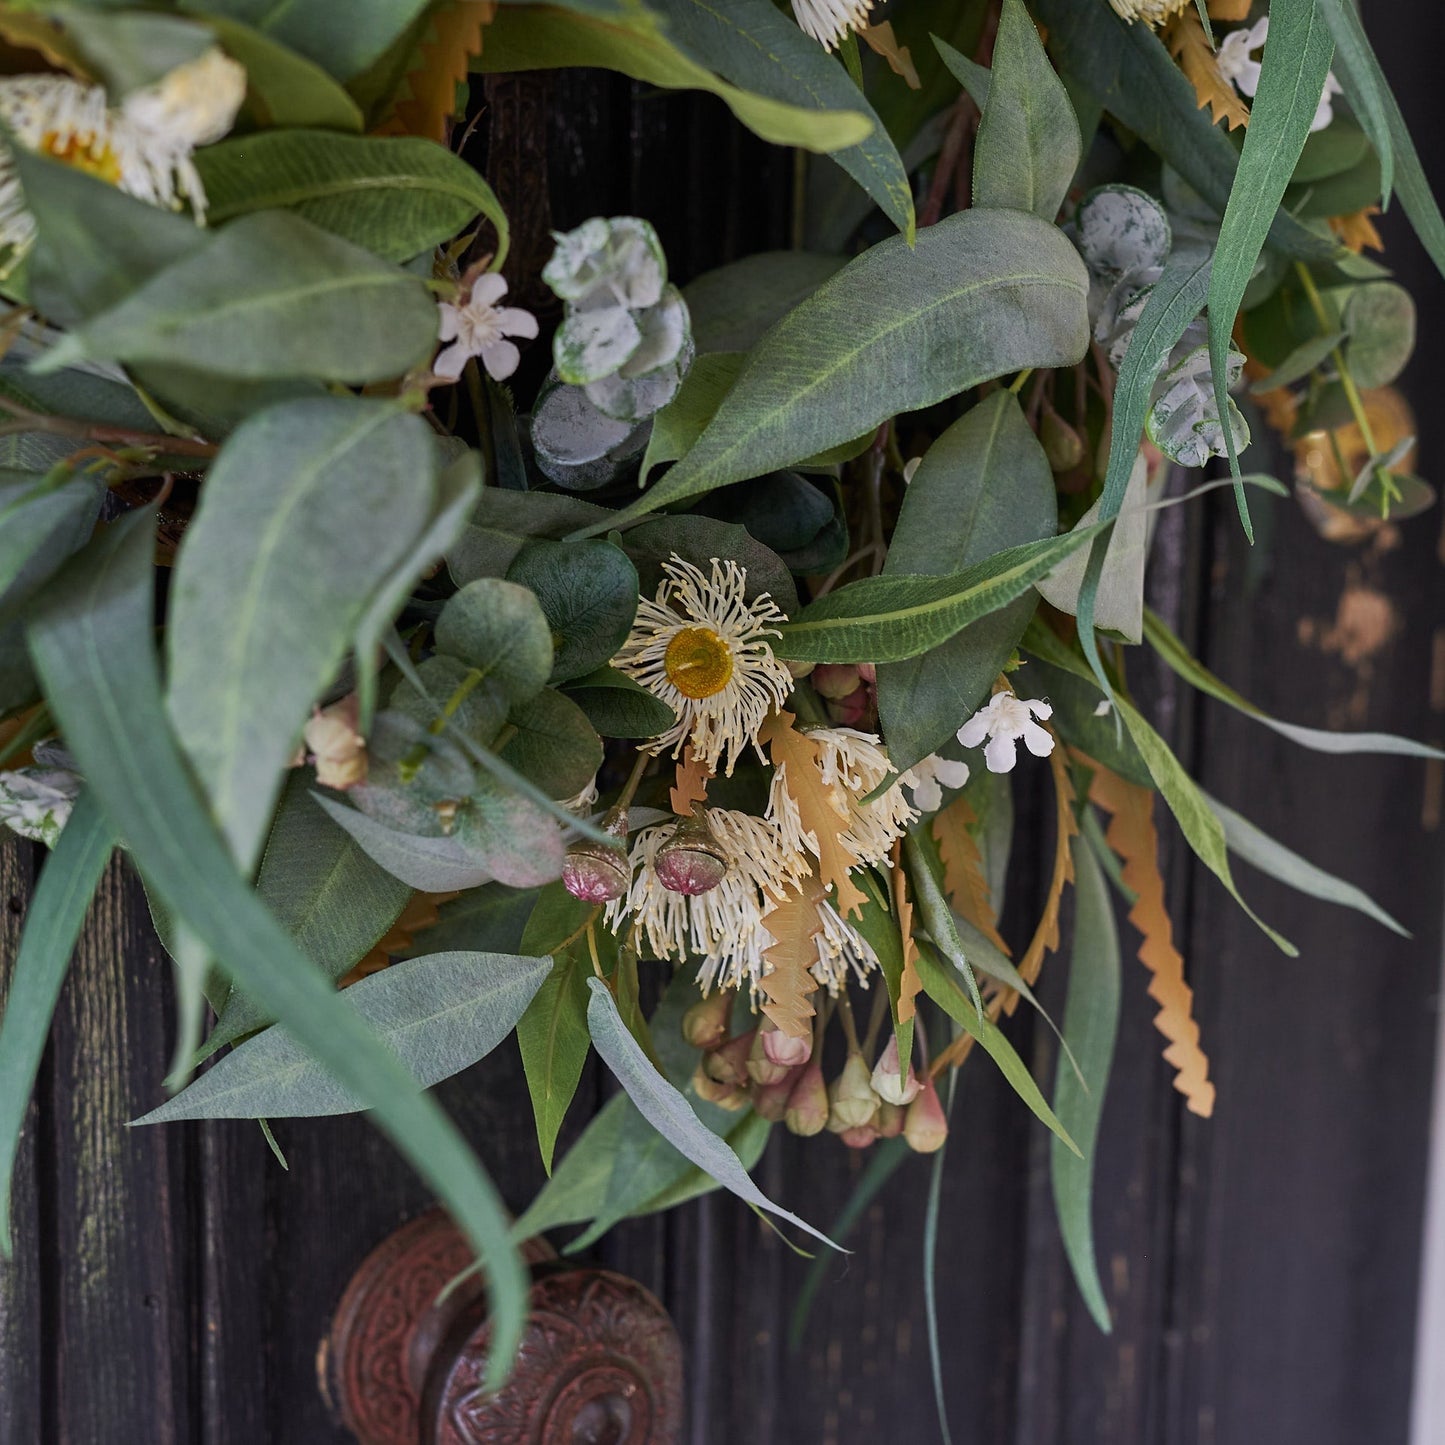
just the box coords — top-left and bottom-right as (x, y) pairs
(1002, 730), (1077, 1017)
(1087, 759), (1216, 1118)
(670, 745), (710, 816)
(1207, 0), (1252, 19)
(932, 795), (1012, 958)
(1330, 208), (1385, 254)
(889, 842), (922, 1024)
(377, 0), (497, 141)
(759, 871), (824, 1039)
(1165, 10), (1250, 132)
(859, 22), (920, 89)
(760, 711), (868, 918)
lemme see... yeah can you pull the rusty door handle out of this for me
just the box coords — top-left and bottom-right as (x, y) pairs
(324, 1210), (684, 1444)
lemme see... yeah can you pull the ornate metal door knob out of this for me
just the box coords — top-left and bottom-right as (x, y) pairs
(324, 1209), (684, 1445)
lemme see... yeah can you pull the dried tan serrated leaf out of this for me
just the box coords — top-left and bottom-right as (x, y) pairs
(759, 872), (825, 1039)
(1087, 758), (1215, 1118)
(669, 745), (710, 816)
(376, 0), (497, 141)
(1165, 10), (1250, 132)
(1001, 730), (1077, 1017)
(889, 842), (922, 1024)
(1329, 208), (1385, 254)
(341, 890), (458, 985)
(932, 795), (1012, 957)
(1207, 0), (1252, 19)
(859, 21), (920, 89)
(761, 710), (868, 918)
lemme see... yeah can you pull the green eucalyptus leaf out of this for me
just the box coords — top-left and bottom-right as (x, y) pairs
(1050, 836), (1120, 1333)
(0, 471), (103, 616)
(59, 7), (215, 96)
(313, 793), (493, 891)
(914, 946), (1079, 1153)
(39, 211), (438, 383)
(576, 207), (1088, 530)
(933, 33), (991, 107)
(137, 949), (551, 1120)
(434, 577), (554, 704)
(205, 776), (414, 1052)
(876, 392), (1057, 771)
(24, 506), (529, 1388)
(652, 0), (914, 238)
(479, 0), (873, 155)
(1342, 281), (1416, 389)
(500, 688), (604, 801)
(166, 397), (438, 870)
(684, 251), (844, 354)
(1247, 330), (1344, 393)
(971, 0), (1079, 219)
(1207, 0), (1335, 530)
(586, 976), (841, 1249)
(516, 884), (602, 1173)
(452, 770), (566, 888)
(0, 791), (113, 1253)
(200, 15), (365, 130)
(402, 883), (541, 958)
(448, 490), (612, 583)
(623, 514), (800, 615)
(195, 131), (508, 264)
(505, 539), (639, 685)
(776, 524), (1104, 665)
(563, 666), (676, 740)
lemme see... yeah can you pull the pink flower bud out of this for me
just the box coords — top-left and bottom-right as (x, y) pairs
(703, 1030), (755, 1088)
(304, 694), (367, 790)
(870, 1033), (922, 1106)
(838, 1123), (880, 1149)
(812, 663), (861, 700)
(682, 990), (733, 1051)
(827, 1051), (880, 1132)
(746, 1029), (791, 1086)
(761, 1021), (812, 1068)
(562, 806), (631, 902)
(875, 1100), (905, 1138)
(903, 1075), (948, 1154)
(654, 812), (728, 895)
(784, 1060), (829, 1136)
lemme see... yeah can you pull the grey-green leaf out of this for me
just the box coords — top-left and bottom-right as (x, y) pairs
(39, 211), (439, 383)
(684, 251), (844, 354)
(573, 207), (1089, 532)
(586, 978), (841, 1250)
(314, 793), (493, 892)
(166, 397), (438, 870)
(972, 0), (1080, 219)
(137, 950), (550, 1121)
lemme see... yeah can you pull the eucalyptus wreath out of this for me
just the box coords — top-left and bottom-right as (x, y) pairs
(0, 0), (1436, 1406)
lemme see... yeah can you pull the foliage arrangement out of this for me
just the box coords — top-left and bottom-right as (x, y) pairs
(0, 0), (1439, 1408)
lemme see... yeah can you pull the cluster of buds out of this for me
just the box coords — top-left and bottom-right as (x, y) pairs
(682, 993), (948, 1155)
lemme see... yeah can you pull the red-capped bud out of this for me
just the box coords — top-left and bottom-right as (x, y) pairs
(812, 663), (861, 700)
(870, 1033), (922, 1106)
(703, 1030), (755, 1088)
(746, 1029), (791, 1086)
(784, 1060), (829, 1136)
(761, 1021), (812, 1069)
(752, 1067), (801, 1122)
(827, 1051), (880, 1132)
(654, 811), (728, 895)
(903, 1074), (948, 1154)
(838, 1123), (880, 1149)
(692, 1061), (748, 1111)
(875, 1100), (905, 1138)
(682, 990), (733, 1051)
(562, 806), (631, 902)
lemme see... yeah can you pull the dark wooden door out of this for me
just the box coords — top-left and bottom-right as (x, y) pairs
(3, 12), (1445, 1442)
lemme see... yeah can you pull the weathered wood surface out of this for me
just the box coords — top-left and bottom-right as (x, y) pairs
(1, 32), (1443, 1445)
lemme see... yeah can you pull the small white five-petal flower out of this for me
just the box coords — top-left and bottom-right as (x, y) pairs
(907, 753), (972, 813)
(435, 272), (540, 383)
(957, 693), (1055, 774)
(1216, 17), (1341, 132)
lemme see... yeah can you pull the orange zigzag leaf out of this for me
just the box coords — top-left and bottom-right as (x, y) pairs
(669, 746), (710, 816)
(1087, 758), (1216, 1118)
(932, 795), (1011, 958)
(378, 0), (497, 141)
(1165, 10), (1250, 133)
(759, 871), (825, 1040)
(889, 842), (922, 1024)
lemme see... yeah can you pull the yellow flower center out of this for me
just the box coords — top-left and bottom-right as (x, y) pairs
(663, 626), (734, 700)
(42, 130), (121, 185)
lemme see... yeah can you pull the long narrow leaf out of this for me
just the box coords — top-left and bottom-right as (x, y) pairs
(1207, 0), (1334, 535)
(585, 977), (842, 1251)
(24, 508), (528, 1388)
(0, 791), (112, 1252)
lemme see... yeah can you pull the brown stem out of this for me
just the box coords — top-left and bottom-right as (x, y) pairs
(0, 405), (216, 458)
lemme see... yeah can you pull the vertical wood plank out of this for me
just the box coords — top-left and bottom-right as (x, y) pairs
(0, 836), (40, 1444)
(49, 857), (195, 1445)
